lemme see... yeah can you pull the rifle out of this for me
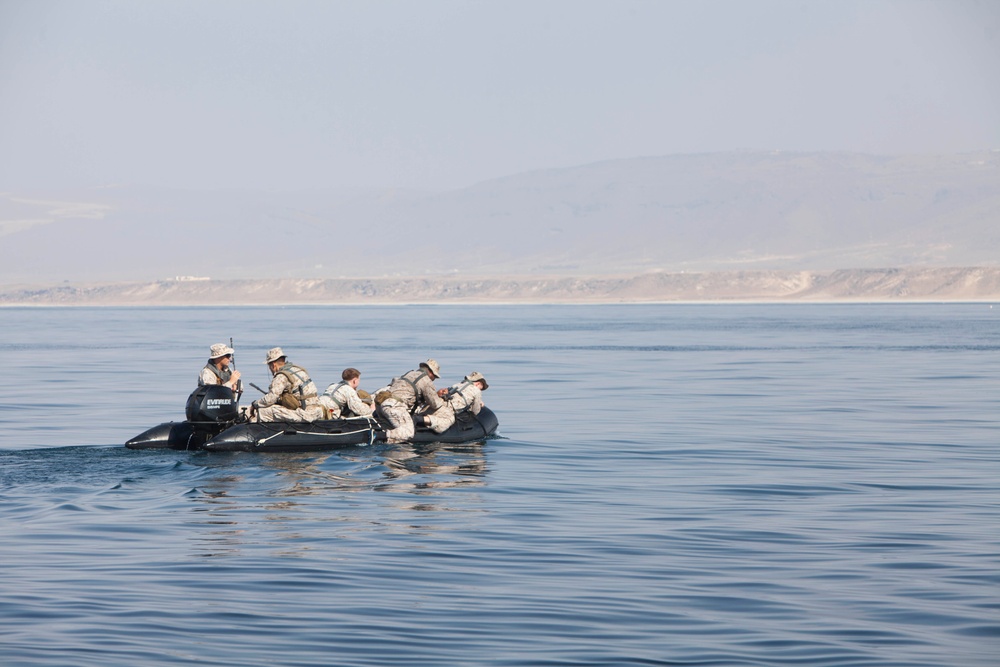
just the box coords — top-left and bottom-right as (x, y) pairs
(230, 336), (244, 399)
(245, 382), (268, 422)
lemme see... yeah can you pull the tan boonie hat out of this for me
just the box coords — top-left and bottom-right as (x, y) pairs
(357, 389), (373, 405)
(209, 343), (234, 360)
(465, 371), (488, 390)
(420, 358), (442, 378)
(264, 347), (285, 364)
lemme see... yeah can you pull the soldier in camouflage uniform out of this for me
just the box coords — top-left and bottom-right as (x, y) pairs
(389, 359), (446, 426)
(425, 371), (489, 434)
(319, 367), (374, 419)
(198, 343), (242, 391)
(249, 347), (324, 422)
(374, 390), (414, 444)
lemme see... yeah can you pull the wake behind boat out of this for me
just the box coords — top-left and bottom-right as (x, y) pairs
(126, 385), (499, 452)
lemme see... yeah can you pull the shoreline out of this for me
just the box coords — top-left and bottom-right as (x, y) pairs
(2, 267), (1000, 306)
(2, 298), (999, 308)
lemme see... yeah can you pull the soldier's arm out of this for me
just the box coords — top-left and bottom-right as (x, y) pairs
(256, 374), (288, 408)
(347, 389), (373, 416)
(422, 381), (444, 411)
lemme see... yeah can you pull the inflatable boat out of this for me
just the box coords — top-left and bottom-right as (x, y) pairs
(125, 385), (499, 453)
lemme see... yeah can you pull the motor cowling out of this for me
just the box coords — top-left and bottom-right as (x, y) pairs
(185, 385), (240, 424)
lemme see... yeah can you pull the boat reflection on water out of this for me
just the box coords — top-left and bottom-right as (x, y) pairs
(372, 440), (491, 517)
(189, 441), (492, 504)
(377, 440), (489, 491)
(263, 452), (370, 497)
(183, 442), (493, 557)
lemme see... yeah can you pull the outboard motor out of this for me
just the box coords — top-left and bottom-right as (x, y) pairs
(185, 385), (240, 425)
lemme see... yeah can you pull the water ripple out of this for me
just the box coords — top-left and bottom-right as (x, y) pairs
(2, 304), (999, 666)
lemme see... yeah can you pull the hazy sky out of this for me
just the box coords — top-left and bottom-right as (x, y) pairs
(1, 0), (998, 191)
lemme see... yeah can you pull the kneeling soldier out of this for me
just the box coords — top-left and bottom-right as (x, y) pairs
(374, 390), (414, 444)
(423, 371), (489, 434)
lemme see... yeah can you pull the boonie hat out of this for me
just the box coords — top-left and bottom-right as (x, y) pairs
(264, 347), (285, 364)
(465, 371), (488, 390)
(357, 389), (373, 405)
(209, 343), (234, 360)
(420, 358), (442, 378)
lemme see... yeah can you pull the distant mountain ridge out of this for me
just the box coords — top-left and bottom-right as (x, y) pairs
(1, 151), (998, 284)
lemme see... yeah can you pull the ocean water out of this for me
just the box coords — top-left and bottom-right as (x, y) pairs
(1, 303), (998, 667)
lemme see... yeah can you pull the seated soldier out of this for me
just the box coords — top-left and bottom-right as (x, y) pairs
(198, 343), (242, 392)
(249, 347), (324, 422)
(320, 367), (375, 419)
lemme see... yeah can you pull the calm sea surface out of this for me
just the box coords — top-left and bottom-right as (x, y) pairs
(1, 304), (998, 666)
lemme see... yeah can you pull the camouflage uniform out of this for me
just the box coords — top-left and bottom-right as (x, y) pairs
(390, 368), (444, 414)
(425, 374), (486, 434)
(254, 362), (323, 422)
(375, 394), (414, 444)
(319, 381), (374, 419)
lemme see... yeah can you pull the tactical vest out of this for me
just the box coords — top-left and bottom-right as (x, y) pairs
(276, 363), (319, 410)
(203, 364), (232, 385)
(323, 381), (348, 408)
(446, 380), (476, 413)
(390, 369), (428, 413)
(323, 381), (349, 414)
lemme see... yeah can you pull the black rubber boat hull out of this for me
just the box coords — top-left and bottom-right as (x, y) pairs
(203, 407), (500, 453)
(411, 405), (498, 445)
(203, 417), (382, 452)
(125, 409), (498, 452)
(126, 421), (216, 450)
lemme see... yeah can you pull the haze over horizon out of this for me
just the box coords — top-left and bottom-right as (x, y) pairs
(2, 0), (999, 194)
(2, 1), (999, 288)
